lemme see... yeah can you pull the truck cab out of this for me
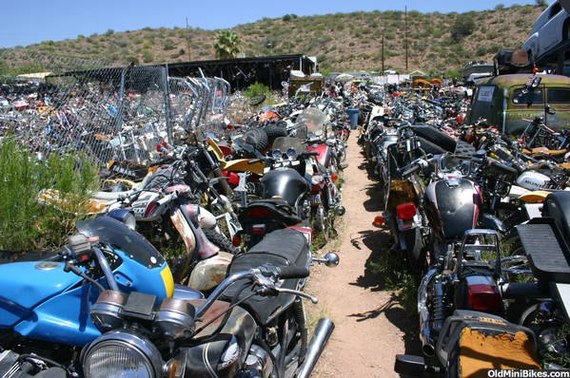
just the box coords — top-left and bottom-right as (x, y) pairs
(466, 74), (570, 135)
(523, 0), (570, 73)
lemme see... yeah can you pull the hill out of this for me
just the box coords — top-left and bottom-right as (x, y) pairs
(0, 4), (544, 77)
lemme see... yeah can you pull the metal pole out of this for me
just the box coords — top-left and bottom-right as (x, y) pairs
(115, 67), (126, 131)
(186, 17), (191, 62)
(405, 6), (408, 72)
(381, 28), (385, 73)
(162, 67), (173, 144)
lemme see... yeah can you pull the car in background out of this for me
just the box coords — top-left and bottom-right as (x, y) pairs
(466, 73), (570, 135)
(523, 0), (570, 72)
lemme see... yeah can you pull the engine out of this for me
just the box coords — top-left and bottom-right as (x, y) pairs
(238, 345), (274, 378)
(0, 349), (67, 378)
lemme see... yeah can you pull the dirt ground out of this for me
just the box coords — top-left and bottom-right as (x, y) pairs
(308, 133), (419, 377)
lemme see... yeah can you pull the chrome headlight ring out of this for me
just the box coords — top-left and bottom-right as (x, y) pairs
(82, 331), (163, 378)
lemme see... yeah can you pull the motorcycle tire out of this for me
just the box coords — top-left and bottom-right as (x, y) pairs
(243, 128), (269, 152)
(411, 124), (457, 152)
(203, 228), (241, 255)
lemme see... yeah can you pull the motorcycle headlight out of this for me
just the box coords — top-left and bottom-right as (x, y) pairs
(286, 147), (298, 160)
(82, 331), (163, 378)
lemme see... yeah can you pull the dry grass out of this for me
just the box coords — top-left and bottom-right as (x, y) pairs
(0, 5), (544, 74)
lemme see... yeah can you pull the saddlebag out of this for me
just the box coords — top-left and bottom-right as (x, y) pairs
(438, 310), (540, 378)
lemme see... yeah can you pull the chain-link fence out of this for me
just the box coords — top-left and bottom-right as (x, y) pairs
(0, 54), (231, 168)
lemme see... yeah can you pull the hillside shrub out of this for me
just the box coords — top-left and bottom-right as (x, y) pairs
(450, 14), (476, 42)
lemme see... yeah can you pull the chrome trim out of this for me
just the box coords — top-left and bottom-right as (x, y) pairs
(82, 330), (163, 377)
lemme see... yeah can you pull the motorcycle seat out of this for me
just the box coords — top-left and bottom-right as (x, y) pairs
(222, 229), (310, 325)
(544, 191), (570, 243)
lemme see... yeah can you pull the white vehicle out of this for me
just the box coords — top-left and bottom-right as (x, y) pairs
(523, 0), (570, 69)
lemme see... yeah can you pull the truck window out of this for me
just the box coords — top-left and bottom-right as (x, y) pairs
(512, 88), (544, 105)
(548, 88), (570, 104)
(476, 86), (495, 102)
(550, 2), (563, 19)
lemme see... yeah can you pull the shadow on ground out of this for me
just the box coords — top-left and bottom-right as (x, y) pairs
(349, 229), (392, 291)
(344, 146), (422, 355)
(347, 292), (421, 354)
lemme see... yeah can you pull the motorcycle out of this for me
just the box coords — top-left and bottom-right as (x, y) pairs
(395, 310), (541, 377)
(378, 130), (432, 271)
(418, 229), (506, 356)
(0, 216), (205, 377)
(105, 148), (240, 291)
(508, 191), (570, 367)
(0, 219), (340, 378)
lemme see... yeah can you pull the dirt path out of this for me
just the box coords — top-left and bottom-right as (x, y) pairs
(309, 133), (418, 377)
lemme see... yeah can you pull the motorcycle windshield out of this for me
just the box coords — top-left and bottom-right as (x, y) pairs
(77, 216), (165, 269)
(295, 108), (329, 138)
(272, 136), (307, 154)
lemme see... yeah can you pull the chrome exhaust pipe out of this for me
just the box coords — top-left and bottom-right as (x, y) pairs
(418, 268), (437, 357)
(297, 318), (335, 378)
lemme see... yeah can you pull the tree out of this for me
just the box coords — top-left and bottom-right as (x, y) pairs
(536, 0), (547, 6)
(214, 30), (241, 59)
(450, 14), (476, 43)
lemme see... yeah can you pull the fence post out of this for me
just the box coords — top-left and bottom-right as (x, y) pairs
(162, 65), (173, 144)
(115, 66), (126, 132)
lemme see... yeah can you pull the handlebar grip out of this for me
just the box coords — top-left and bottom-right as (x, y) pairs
(502, 283), (545, 299)
(278, 266), (310, 280)
(400, 164), (421, 177)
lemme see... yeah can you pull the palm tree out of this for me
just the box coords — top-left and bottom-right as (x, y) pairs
(214, 30), (241, 60)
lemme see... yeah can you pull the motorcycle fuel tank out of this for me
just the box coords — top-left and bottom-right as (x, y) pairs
(0, 217), (181, 347)
(261, 168), (309, 208)
(307, 143), (331, 167)
(426, 177), (479, 241)
(0, 261), (82, 328)
(516, 171), (551, 191)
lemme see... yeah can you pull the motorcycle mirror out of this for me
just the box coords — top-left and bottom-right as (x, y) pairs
(313, 252), (340, 267)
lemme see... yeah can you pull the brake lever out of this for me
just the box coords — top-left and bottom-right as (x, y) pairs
(274, 288), (318, 304)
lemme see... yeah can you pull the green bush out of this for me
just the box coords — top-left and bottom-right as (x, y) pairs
(450, 14), (476, 42)
(0, 137), (100, 252)
(244, 82), (271, 100)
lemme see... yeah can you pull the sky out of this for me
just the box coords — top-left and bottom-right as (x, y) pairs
(1, 0), (540, 48)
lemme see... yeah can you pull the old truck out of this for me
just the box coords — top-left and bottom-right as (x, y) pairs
(466, 73), (570, 135)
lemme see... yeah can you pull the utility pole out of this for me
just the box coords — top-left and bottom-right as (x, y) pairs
(186, 17), (191, 62)
(405, 5), (408, 72)
(381, 27), (385, 73)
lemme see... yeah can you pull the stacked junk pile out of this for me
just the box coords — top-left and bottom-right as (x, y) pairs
(0, 54), (354, 378)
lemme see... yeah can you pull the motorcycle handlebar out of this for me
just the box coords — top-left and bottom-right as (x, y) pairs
(399, 156), (431, 177)
(196, 264), (311, 319)
(400, 163), (422, 177)
(277, 265), (310, 280)
(501, 282), (546, 299)
(304, 151), (320, 157)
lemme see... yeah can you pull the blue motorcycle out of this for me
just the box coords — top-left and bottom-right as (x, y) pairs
(0, 216), (339, 378)
(0, 215), (203, 376)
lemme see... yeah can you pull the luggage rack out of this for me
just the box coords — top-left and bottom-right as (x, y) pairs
(516, 218), (570, 283)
